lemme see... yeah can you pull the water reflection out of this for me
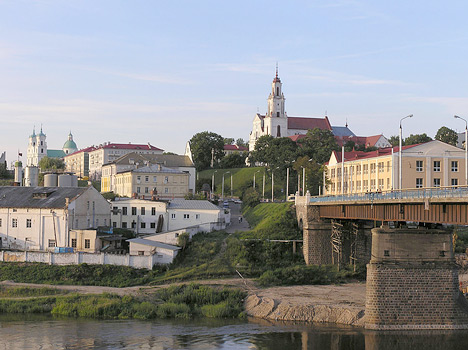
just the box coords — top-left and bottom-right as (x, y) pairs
(0, 315), (468, 349)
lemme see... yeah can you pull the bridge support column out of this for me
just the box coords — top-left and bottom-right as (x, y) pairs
(303, 221), (332, 265)
(365, 227), (468, 330)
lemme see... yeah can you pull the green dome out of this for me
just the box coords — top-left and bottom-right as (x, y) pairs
(63, 139), (77, 150)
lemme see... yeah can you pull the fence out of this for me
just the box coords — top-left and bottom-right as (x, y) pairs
(0, 250), (159, 269)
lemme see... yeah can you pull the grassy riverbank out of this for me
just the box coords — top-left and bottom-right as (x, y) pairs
(0, 284), (246, 320)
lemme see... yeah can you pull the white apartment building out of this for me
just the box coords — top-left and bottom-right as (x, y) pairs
(0, 186), (110, 251)
(88, 143), (164, 180)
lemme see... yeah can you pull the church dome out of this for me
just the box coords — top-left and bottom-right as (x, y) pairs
(63, 132), (78, 155)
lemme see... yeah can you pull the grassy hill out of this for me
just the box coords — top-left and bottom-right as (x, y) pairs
(198, 167), (293, 199)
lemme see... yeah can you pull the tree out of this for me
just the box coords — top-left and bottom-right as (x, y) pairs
(435, 126), (458, 146)
(223, 137), (234, 145)
(388, 135), (400, 146)
(38, 157), (65, 171)
(236, 138), (248, 148)
(219, 153), (247, 169)
(404, 133), (432, 146)
(189, 131), (225, 171)
(163, 152), (178, 155)
(249, 135), (274, 165)
(292, 156), (324, 196)
(298, 128), (339, 164)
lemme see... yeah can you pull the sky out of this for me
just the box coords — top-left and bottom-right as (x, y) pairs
(2, 0), (468, 165)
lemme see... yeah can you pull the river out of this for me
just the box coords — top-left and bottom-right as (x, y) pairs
(1, 315), (468, 349)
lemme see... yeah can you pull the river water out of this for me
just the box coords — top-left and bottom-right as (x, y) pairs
(1, 315), (468, 350)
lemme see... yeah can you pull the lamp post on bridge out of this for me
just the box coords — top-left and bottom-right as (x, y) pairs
(399, 114), (413, 191)
(454, 115), (468, 186)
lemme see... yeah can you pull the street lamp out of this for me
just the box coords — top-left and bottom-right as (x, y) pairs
(454, 115), (468, 186)
(253, 170), (260, 189)
(221, 171), (230, 202)
(211, 170), (217, 200)
(399, 114), (413, 190)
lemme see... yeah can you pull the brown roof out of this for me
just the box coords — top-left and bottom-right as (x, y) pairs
(104, 152), (194, 167)
(287, 116), (332, 131)
(224, 144), (248, 151)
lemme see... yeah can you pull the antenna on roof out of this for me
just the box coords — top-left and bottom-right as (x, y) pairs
(345, 118), (348, 128)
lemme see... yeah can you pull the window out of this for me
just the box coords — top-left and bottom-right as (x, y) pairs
(150, 222), (156, 229)
(416, 160), (423, 172)
(196, 214), (200, 219)
(138, 251), (145, 256)
(164, 176), (169, 184)
(113, 222), (117, 228)
(112, 206), (118, 215)
(131, 221), (136, 229)
(12, 218), (17, 228)
(171, 213), (176, 219)
(434, 178), (441, 187)
(85, 239), (90, 249)
(137, 176), (141, 183)
(122, 207), (128, 215)
(141, 207), (145, 215)
(183, 214), (190, 219)
(145, 176), (149, 182)
(145, 187), (149, 193)
(71, 239), (77, 248)
(363, 165), (368, 175)
(141, 222), (146, 229)
(0, 218), (2, 227)
(137, 187), (140, 193)
(416, 178), (423, 188)
(132, 207), (137, 215)
(151, 207), (156, 215)
(26, 219), (32, 228)
(122, 222), (127, 228)
(153, 176), (157, 182)
(331, 169), (335, 178)
(48, 240), (56, 248)
(452, 178), (459, 186)
(451, 161), (458, 172)
(165, 188), (169, 194)
(433, 161), (441, 172)
(87, 201), (90, 210)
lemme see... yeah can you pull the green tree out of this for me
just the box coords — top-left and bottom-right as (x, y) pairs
(298, 128), (339, 164)
(435, 126), (458, 146)
(241, 188), (260, 208)
(223, 137), (234, 145)
(189, 131), (225, 171)
(236, 138), (248, 148)
(292, 156), (324, 195)
(404, 133), (432, 145)
(38, 157), (65, 171)
(219, 153), (247, 169)
(249, 135), (274, 165)
(388, 135), (400, 146)
(0, 163), (10, 179)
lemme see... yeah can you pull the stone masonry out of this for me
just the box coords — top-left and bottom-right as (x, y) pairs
(365, 227), (468, 330)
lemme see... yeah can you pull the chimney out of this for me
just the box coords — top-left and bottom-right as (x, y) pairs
(65, 198), (70, 206)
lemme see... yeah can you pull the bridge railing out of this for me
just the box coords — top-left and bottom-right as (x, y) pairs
(308, 185), (468, 203)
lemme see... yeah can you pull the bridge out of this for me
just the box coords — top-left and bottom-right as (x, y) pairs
(295, 186), (468, 330)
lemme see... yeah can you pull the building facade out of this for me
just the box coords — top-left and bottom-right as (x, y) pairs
(113, 164), (189, 199)
(0, 186), (110, 251)
(325, 141), (466, 195)
(101, 152), (196, 194)
(64, 146), (96, 179)
(88, 143), (164, 180)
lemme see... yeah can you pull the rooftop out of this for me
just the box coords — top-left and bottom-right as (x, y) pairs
(127, 238), (181, 251)
(168, 198), (221, 210)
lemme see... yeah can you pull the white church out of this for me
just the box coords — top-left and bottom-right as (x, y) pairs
(27, 127), (78, 167)
(248, 69), (390, 151)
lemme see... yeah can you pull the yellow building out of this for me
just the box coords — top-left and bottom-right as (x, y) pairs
(325, 140), (466, 195)
(114, 164), (189, 199)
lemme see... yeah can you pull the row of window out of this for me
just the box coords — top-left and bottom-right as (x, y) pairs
(415, 178), (458, 188)
(70, 238), (91, 249)
(0, 218), (32, 228)
(330, 160), (461, 178)
(136, 175), (170, 184)
(112, 213), (200, 229)
(136, 187), (171, 194)
(113, 207), (159, 216)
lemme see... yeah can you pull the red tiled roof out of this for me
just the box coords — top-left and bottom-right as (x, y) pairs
(327, 144), (420, 165)
(287, 116), (332, 131)
(224, 144), (248, 151)
(287, 134), (307, 142)
(335, 135), (385, 147)
(64, 146), (97, 158)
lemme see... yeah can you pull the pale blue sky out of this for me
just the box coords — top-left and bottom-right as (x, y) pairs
(2, 0), (468, 164)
